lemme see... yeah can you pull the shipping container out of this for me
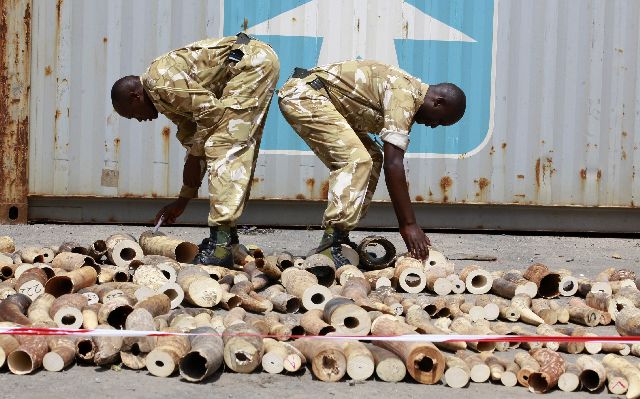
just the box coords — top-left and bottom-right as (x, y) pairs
(2, 0), (639, 231)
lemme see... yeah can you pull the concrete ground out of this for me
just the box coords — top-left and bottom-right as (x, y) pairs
(0, 223), (639, 399)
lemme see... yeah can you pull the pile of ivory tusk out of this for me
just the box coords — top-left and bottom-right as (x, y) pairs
(1, 233), (640, 396)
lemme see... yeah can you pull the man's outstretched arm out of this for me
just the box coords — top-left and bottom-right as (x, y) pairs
(154, 154), (206, 224)
(383, 142), (430, 259)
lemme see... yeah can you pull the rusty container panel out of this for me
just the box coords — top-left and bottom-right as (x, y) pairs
(28, 1), (640, 210)
(0, 0), (31, 224)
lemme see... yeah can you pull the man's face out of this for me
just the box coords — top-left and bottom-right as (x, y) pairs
(414, 105), (459, 129)
(114, 93), (159, 122)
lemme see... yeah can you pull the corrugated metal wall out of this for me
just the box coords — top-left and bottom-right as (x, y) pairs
(29, 0), (640, 208)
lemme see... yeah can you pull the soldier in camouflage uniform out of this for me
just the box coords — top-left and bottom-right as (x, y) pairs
(111, 33), (280, 266)
(278, 60), (466, 266)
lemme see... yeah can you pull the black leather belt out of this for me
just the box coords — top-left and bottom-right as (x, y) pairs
(228, 32), (252, 63)
(292, 67), (325, 90)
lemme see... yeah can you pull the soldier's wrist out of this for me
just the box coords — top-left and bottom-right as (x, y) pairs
(179, 185), (199, 199)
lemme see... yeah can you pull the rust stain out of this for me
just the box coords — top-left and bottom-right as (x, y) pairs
(514, 194), (526, 198)
(0, 0), (31, 223)
(478, 177), (490, 191)
(597, 169), (602, 181)
(475, 177), (490, 201)
(295, 194), (306, 200)
(489, 146), (495, 156)
(580, 169), (587, 180)
(54, 109), (61, 120)
(44, 65), (52, 76)
(321, 180), (330, 198)
(501, 143), (507, 149)
(102, 37), (108, 43)
(428, 189), (433, 197)
(622, 131), (628, 137)
(242, 18), (249, 31)
(113, 137), (121, 159)
(161, 126), (170, 161)
(305, 178), (315, 194)
(55, 0), (63, 58)
(517, 174), (525, 179)
(415, 195), (424, 202)
(119, 193), (144, 198)
(622, 150), (627, 160)
(439, 176), (452, 203)
(439, 176), (452, 191)
(545, 158), (556, 177)
(23, 3), (31, 54)
(251, 177), (263, 184)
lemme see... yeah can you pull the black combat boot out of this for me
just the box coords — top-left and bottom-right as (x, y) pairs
(314, 226), (355, 268)
(192, 225), (234, 267)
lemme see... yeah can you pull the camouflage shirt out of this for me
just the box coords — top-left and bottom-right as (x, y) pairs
(312, 60), (429, 151)
(141, 36), (255, 156)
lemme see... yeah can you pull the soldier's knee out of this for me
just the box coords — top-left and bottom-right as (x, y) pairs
(352, 149), (373, 170)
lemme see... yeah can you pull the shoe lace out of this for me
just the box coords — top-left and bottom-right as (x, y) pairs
(197, 238), (210, 251)
(331, 244), (351, 267)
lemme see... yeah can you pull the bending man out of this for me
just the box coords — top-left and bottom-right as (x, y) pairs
(278, 60), (465, 265)
(111, 33), (280, 266)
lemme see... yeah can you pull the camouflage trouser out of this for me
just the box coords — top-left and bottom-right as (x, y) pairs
(204, 40), (280, 226)
(278, 76), (383, 231)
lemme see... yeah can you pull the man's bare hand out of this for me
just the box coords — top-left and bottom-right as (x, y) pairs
(399, 223), (430, 260)
(155, 197), (190, 225)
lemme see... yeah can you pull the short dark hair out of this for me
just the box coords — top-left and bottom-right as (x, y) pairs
(431, 82), (466, 120)
(111, 75), (141, 106)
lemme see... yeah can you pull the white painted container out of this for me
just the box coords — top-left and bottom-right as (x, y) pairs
(28, 0), (640, 212)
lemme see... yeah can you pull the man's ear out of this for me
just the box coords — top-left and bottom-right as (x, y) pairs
(129, 90), (142, 103)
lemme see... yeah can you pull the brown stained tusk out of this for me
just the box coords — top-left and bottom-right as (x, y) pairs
(370, 315), (445, 385)
(0, 293), (32, 325)
(357, 236), (396, 270)
(138, 231), (198, 263)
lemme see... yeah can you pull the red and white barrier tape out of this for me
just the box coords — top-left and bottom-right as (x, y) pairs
(1, 327), (639, 344)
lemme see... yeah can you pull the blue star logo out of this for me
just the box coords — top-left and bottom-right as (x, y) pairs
(224, 0), (495, 158)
